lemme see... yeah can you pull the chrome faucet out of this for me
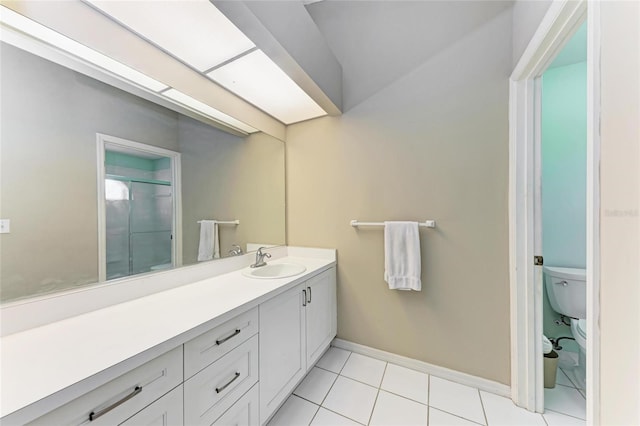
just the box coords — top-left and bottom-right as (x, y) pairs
(228, 244), (243, 256)
(251, 247), (271, 268)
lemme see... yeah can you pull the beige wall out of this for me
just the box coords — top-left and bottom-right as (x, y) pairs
(286, 11), (512, 384)
(599, 2), (640, 423)
(180, 119), (285, 265)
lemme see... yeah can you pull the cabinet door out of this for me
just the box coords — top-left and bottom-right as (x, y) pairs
(305, 268), (337, 368)
(120, 385), (183, 426)
(213, 383), (259, 426)
(259, 284), (306, 425)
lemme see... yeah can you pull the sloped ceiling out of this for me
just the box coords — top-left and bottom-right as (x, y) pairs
(305, 0), (514, 111)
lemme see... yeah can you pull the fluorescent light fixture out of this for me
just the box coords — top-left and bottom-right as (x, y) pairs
(86, 0), (255, 72)
(207, 50), (327, 125)
(0, 5), (168, 92)
(163, 89), (257, 134)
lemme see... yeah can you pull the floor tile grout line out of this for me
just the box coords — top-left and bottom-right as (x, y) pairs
(307, 401), (321, 426)
(305, 349), (362, 425)
(366, 361), (386, 425)
(366, 388), (382, 426)
(559, 366), (585, 391)
(315, 350), (375, 426)
(477, 388), (489, 425)
(376, 388), (429, 407)
(317, 368), (339, 407)
(541, 409), (550, 426)
(336, 350), (353, 376)
(318, 405), (367, 425)
(544, 407), (587, 422)
(337, 372), (384, 390)
(558, 367), (578, 389)
(428, 406), (486, 426)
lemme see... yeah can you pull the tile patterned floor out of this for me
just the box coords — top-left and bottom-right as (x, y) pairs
(268, 347), (587, 426)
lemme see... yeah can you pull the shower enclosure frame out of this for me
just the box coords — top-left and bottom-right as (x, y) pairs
(508, 0), (600, 421)
(96, 133), (183, 282)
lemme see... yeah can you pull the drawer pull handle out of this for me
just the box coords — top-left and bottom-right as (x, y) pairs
(302, 289), (307, 307)
(216, 372), (241, 394)
(89, 385), (142, 421)
(307, 286), (312, 304)
(216, 329), (241, 345)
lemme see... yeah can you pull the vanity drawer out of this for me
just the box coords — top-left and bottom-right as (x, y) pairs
(213, 383), (259, 426)
(184, 335), (259, 426)
(184, 307), (258, 379)
(29, 346), (183, 426)
(120, 384), (183, 426)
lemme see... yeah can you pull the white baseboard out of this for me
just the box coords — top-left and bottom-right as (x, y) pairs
(332, 338), (511, 398)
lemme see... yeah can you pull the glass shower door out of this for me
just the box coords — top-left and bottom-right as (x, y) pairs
(130, 181), (172, 275)
(105, 178), (173, 280)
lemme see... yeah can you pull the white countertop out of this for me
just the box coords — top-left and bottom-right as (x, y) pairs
(1, 254), (335, 420)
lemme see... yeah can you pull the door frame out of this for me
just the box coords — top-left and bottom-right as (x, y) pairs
(508, 0), (600, 421)
(96, 133), (183, 282)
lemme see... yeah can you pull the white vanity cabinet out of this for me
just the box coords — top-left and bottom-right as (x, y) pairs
(3, 257), (337, 426)
(27, 346), (183, 426)
(258, 267), (337, 424)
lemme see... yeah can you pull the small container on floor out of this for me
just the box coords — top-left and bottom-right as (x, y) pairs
(544, 350), (559, 388)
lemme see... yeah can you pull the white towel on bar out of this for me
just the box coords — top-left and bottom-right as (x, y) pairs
(384, 221), (422, 291)
(197, 220), (220, 261)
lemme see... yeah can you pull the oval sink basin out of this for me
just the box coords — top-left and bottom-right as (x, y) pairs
(242, 263), (306, 279)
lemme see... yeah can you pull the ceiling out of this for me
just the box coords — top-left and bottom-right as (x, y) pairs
(0, 0), (333, 138)
(305, 0), (514, 111)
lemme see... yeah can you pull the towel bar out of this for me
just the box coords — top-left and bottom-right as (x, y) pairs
(197, 220), (240, 225)
(350, 220), (436, 228)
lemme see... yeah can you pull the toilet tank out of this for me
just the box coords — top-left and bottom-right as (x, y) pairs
(543, 266), (586, 319)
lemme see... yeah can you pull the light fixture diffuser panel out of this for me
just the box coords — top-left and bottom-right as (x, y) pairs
(0, 5), (168, 92)
(86, 0), (255, 71)
(207, 50), (327, 124)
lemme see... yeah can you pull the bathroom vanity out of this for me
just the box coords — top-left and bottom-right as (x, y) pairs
(0, 248), (336, 426)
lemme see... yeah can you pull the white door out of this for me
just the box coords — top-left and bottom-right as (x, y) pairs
(258, 284), (306, 424)
(305, 269), (337, 368)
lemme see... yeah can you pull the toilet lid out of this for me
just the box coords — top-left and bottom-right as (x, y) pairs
(576, 319), (587, 339)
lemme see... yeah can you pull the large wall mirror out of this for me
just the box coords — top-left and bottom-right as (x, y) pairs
(0, 42), (286, 303)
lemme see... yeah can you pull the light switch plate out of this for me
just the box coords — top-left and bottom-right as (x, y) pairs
(0, 219), (10, 234)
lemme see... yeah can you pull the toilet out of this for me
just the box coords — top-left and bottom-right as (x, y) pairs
(543, 266), (587, 385)
(571, 318), (587, 386)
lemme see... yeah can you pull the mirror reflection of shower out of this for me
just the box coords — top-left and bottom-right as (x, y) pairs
(104, 149), (173, 280)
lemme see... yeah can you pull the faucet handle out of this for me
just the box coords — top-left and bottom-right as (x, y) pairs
(257, 247), (271, 259)
(228, 244), (243, 256)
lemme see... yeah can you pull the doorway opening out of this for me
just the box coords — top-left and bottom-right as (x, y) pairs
(97, 134), (182, 282)
(508, 0), (600, 423)
(539, 21), (588, 418)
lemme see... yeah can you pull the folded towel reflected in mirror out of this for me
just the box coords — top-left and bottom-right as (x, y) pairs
(198, 220), (220, 261)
